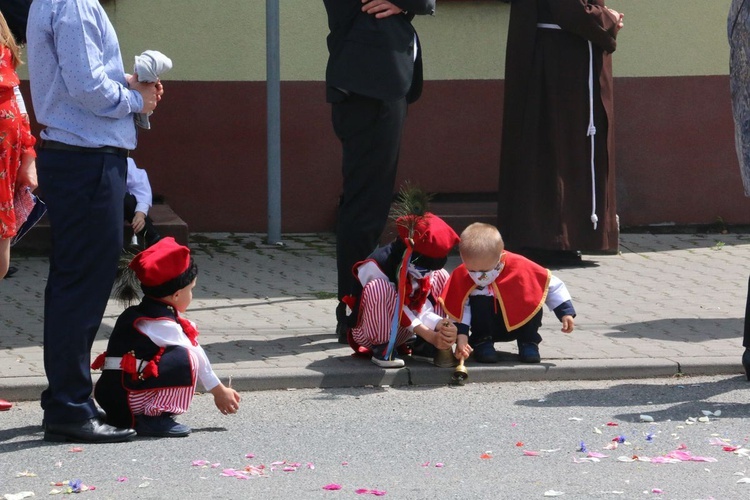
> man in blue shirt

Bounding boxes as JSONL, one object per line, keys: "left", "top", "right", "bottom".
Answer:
{"left": 27, "top": 0, "right": 161, "bottom": 443}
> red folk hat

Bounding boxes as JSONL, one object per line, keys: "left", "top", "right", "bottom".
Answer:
{"left": 396, "top": 212, "right": 459, "bottom": 259}
{"left": 129, "top": 237, "right": 192, "bottom": 288}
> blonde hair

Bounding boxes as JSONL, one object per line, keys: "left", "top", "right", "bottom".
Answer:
{"left": 459, "top": 222, "right": 504, "bottom": 260}
{"left": 0, "top": 11, "right": 22, "bottom": 68}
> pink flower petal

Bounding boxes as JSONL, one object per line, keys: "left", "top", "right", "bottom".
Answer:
{"left": 606, "top": 422, "right": 619, "bottom": 427}
{"left": 435, "top": 463, "right": 444, "bottom": 468}
{"left": 587, "top": 452, "right": 608, "bottom": 458}
{"left": 356, "top": 489, "right": 370, "bottom": 494}
{"left": 271, "top": 461, "right": 286, "bottom": 466}
{"left": 69, "top": 447, "right": 84, "bottom": 453}
{"left": 245, "top": 453, "right": 255, "bottom": 459}
{"left": 421, "top": 461, "right": 430, "bottom": 467}
{"left": 283, "top": 467, "right": 296, "bottom": 472}
{"left": 117, "top": 477, "right": 128, "bottom": 482}
{"left": 371, "top": 490, "right": 387, "bottom": 496}
{"left": 323, "top": 484, "right": 343, "bottom": 491}
{"left": 523, "top": 450, "right": 540, "bottom": 456}
{"left": 192, "top": 460, "right": 209, "bottom": 467}
{"left": 342, "top": 462, "right": 349, "bottom": 466}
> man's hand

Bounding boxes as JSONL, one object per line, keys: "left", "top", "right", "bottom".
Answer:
{"left": 127, "top": 73, "right": 159, "bottom": 113}
{"left": 362, "top": 0, "right": 403, "bottom": 19}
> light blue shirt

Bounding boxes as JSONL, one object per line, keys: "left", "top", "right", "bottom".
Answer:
{"left": 26, "top": 0, "right": 144, "bottom": 149}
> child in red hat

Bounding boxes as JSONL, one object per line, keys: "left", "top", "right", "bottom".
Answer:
{"left": 346, "top": 213, "right": 460, "bottom": 368}
{"left": 92, "top": 238, "right": 240, "bottom": 437}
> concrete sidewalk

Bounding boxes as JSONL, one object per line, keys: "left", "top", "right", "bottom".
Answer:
{"left": 2, "top": 232, "right": 749, "bottom": 401}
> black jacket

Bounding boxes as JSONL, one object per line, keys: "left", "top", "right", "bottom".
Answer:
{"left": 323, "top": 0, "right": 435, "bottom": 103}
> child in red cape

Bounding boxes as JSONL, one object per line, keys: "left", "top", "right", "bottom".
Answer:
{"left": 441, "top": 223, "right": 576, "bottom": 364}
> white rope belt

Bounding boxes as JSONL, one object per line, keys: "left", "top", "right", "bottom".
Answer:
{"left": 102, "top": 356, "right": 147, "bottom": 370}
{"left": 536, "top": 22, "right": 599, "bottom": 230}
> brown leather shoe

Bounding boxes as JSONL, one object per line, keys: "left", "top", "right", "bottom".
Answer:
{"left": 44, "top": 418, "right": 136, "bottom": 443}
{"left": 0, "top": 399, "right": 12, "bottom": 411}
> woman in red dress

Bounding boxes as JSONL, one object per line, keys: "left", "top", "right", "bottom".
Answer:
{"left": 0, "top": 10, "right": 36, "bottom": 281}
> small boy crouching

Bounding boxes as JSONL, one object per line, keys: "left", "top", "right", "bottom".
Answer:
{"left": 92, "top": 237, "right": 240, "bottom": 437}
{"left": 441, "top": 223, "right": 576, "bottom": 364}
{"left": 347, "top": 213, "right": 461, "bottom": 368}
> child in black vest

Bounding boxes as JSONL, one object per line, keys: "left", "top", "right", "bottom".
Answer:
{"left": 92, "top": 237, "right": 240, "bottom": 437}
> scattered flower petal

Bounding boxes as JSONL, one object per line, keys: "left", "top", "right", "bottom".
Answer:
{"left": 515, "top": 442, "right": 524, "bottom": 447}
{"left": 480, "top": 453, "right": 493, "bottom": 460}
{"left": 698, "top": 416, "right": 710, "bottom": 423}
{"left": 588, "top": 452, "right": 608, "bottom": 459}
{"left": 523, "top": 450, "right": 539, "bottom": 456}
{"left": 577, "top": 441, "right": 587, "bottom": 453}
{"left": 568, "top": 417, "right": 582, "bottom": 421}
{"left": 640, "top": 415, "right": 654, "bottom": 422}
{"left": 435, "top": 463, "right": 444, "bottom": 468}
{"left": 15, "top": 471, "right": 37, "bottom": 477}
{"left": 244, "top": 453, "right": 255, "bottom": 459}
{"left": 544, "top": 490, "right": 565, "bottom": 496}
{"left": 606, "top": 422, "right": 619, "bottom": 427}
{"left": 737, "top": 477, "right": 750, "bottom": 484}
{"left": 117, "top": 477, "right": 128, "bottom": 482}
{"left": 69, "top": 447, "right": 83, "bottom": 453}
{"left": 651, "top": 488, "right": 663, "bottom": 494}
{"left": 421, "top": 461, "right": 430, "bottom": 467}
{"left": 3, "top": 492, "right": 35, "bottom": 500}
{"left": 323, "top": 484, "right": 343, "bottom": 491}
{"left": 593, "top": 427, "right": 602, "bottom": 434}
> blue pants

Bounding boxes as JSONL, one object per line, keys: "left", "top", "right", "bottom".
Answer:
{"left": 38, "top": 150, "right": 127, "bottom": 425}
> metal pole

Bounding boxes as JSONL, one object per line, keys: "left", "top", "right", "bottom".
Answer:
{"left": 266, "top": 0, "right": 283, "bottom": 245}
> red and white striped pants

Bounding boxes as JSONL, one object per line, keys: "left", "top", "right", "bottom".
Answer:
{"left": 352, "top": 270, "right": 448, "bottom": 348}
{"left": 127, "top": 350, "right": 198, "bottom": 417}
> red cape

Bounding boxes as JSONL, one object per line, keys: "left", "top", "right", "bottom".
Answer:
{"left": 440, "top": 251, "right": 550, "bottom": 331}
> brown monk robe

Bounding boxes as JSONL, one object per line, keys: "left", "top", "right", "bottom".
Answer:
{"left": 498, "top": 0, "right": 622, "bottom": 262}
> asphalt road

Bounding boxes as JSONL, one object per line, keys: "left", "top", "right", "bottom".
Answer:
{"left": 2, "top": 375, "right": 750, "bottom": 499}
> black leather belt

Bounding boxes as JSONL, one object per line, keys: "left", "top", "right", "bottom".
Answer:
{"left": 40, "top": 140, "right": 130, "bottom": 158}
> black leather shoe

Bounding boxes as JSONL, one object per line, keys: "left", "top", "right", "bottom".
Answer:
{"left": 42, "top": 408, "right": 107, "bottom": 430}
{"left": 44, "top": 418, "right": 136, "bottom": 443}
{"left": 743, "top": 348, "right": 750, "bottom": 381}
{"left": 4, "top": 266, "right": 17, "bottom": 278}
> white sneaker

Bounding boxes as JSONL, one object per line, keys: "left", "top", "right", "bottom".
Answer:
{"left": 371, "top": 354, "right": 405, "bottom": 368}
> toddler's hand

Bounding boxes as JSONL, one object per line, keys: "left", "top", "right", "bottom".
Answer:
{"left": 561, "top": 315, "right": 575, "bottom": 334}
{"left": 434, "top": 320, "right": 457, "bottom": 349}
{"left": 211, "top": 383, "right": 241, "bottom": 415}
{"left": 131, "top": 212, "right": 146, "bottom": 233}
{"left": 454, "top": 336, "right": 472, "bottom": 360}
